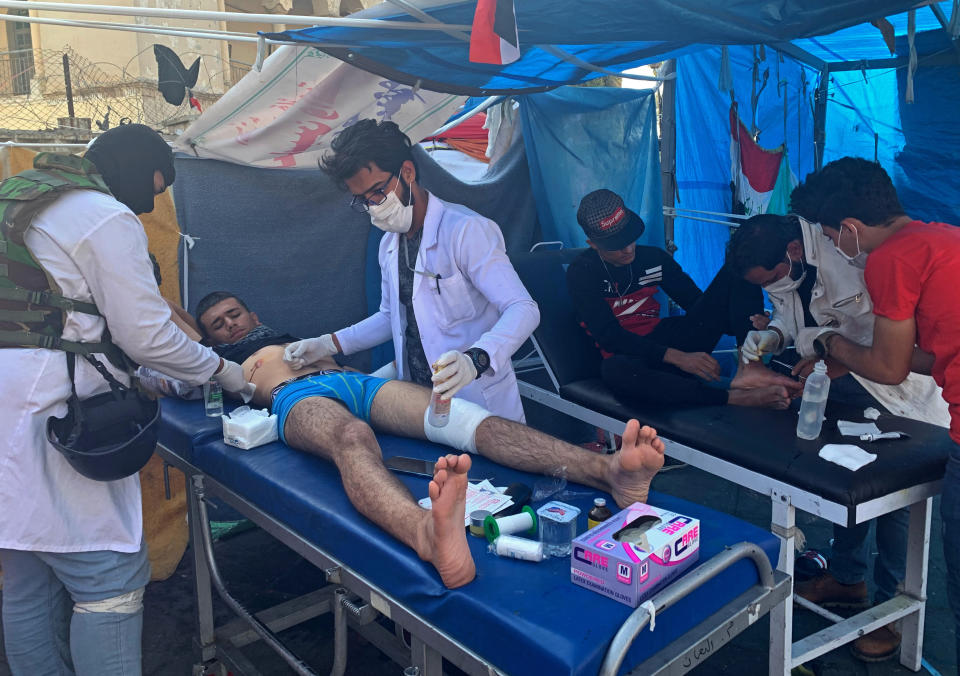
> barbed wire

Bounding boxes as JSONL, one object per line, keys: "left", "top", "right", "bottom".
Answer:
{"left": 0, "top": 45, "right": 249, "bottom": 134}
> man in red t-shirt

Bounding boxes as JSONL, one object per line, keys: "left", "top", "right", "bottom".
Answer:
{"left": 792, "top": 156, "right": 960, "bottom": 665}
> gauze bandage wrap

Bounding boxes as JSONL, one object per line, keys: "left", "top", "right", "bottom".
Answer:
{"left": 74, "top": 588, "right": 144, "bottom": 614}
{"left": 423, "top": 398, "right": 493, "bottom": 453}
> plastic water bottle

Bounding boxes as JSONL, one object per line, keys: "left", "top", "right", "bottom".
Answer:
{"left": 203, "top": 379, "right": 224, "bottom": 418}
{"left": 796, "top": 360, "right": 830, "bottom": 440}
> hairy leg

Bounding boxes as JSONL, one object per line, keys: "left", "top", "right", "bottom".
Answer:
{"left": 368, "top": 381, "right": 664, "bottom": 508}
{"left": 474, "top": 417, "right": 665, "bottom": 508}
{"left": 368, "top": 380, "right": 433, "bottom": 438}
{"left": 284, "top": 396, "right": 473, "bottom": 587}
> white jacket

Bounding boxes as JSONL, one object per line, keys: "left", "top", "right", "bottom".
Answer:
{"left": 767, "top": 217, "right": 949, "bottom": 426}
{"left": 336, "top": 193, "right": 539, "bottom": 421}
{"left": 0, "top": 190, "right": 220, "bottom": 553}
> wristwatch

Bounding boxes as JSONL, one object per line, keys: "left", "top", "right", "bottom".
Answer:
{"left": 464, "top": 347, "right": 490, "bottom": 378}
{"left": 813, "top": 331, "right": 839, "bottom": 358}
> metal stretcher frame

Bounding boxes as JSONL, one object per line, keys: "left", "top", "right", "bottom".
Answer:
{"left": 517, "top": 339, "right": 937, "bottom": 676}
{"left": 156, "top": 440, "right": 791, "bottom": 676}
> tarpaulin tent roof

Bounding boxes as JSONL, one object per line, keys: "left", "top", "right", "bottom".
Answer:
{"left": 268, "top": 0, "right": 951, "bottom": 95}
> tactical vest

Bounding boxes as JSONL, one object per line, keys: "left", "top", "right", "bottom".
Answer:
{"left": 0, "top": 152, "right": 127, "bottom": 366}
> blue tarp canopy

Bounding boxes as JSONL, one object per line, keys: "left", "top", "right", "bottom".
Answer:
{"left": 268, "top": 0, "right": 952, "bottom": 95}
{"left": 265, "top": 0, "right": 960, "bottom": 306}
{"left": 671, "top": 7, "right": 960, "bottom": 289}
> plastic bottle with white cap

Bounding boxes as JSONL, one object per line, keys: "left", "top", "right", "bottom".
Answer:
{"left": 796, "top": 360, "right": 830, "bottom": 440}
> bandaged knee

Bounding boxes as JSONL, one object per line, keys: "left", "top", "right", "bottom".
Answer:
{"left": 423, "top": 398, "right": 492, "bottom": 454}
{"left": 74, "top": 588, "right": 144, "bottom": 614}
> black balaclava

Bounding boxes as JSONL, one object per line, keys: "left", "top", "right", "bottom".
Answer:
{"left": 84, "top": 123, "right": 175, "bottom": 215}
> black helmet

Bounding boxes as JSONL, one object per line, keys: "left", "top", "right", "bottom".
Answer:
{"left": 47, "top": 387, "right": 160, "bottom": 482}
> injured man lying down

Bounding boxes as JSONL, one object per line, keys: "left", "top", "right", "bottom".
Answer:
{"left": 187, "top": 291, "right": 665, "bottom": 588}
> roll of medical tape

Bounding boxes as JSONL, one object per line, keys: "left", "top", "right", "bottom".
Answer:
{"left": 483, "top": 505, "right": 537, "bottom": 542}
{"left": 469, "top": 510, "right": 491, "bottom": 537}
{"left": 491, "top": 534, "right": 544, "bottom": 562}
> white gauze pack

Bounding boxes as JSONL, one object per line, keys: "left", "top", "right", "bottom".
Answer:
{"left": 423, "top": 398, "right": 493, "bottom": 453}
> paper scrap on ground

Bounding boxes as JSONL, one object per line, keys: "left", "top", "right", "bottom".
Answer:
{"left": 419, "top": 481, "right": 514, "bottom": 526}
{"left": 837, "top": 420, "right": 882, "bottom": 437}
{"left": 864, "top": 407, "right": 881, "bottom": 420}
{"left": 819, "top": 444, "right": 878, "bottom": 471}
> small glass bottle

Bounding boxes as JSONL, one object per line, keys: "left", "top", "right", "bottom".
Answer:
{"left": 796, "top": 360, "right": 830, "bottom": 440}
{"left": 587, "top": 497, "right": 613, "bottom": 530}
{"left": 427, "top": 362, "right": 450, "bottom": 427}
{"left": 203, "top": 379, "right": 224, "bottom": 417}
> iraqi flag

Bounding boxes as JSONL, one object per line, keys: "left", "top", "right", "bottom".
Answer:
{"left": 729, "top": 102, "right": 796, "bottom": 216}
{"left": 469, "top": 0, "right": 520, "bottom": 65}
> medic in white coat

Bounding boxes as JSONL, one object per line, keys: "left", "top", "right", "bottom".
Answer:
{"left": 741, "top": 215, "right": 948, "bottom": 426}
{"left": 283, "top": 121, "right": 539, "bottom": 422}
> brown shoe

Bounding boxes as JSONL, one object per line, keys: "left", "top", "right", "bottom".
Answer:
{"left": 851, "top": 624, "right": 901, "bottom": 662}
{"left": 794, "top": 572, "right": 869, "bottom": 609}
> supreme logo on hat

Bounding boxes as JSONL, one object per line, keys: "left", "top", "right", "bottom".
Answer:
{"left": 597, "top": 206, "right": 626, "bottom": 231}
{"left": 576, "top": 188, "right": 645, "bottom": 250}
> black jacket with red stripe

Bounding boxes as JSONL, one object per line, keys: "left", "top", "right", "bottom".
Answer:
{"left": 566, "top": 246, "right": 702, "bottom": 364}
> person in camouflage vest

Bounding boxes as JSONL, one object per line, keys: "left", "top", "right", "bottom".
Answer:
{"left": 0, "top": 124, "right": 249, "bottom": 676}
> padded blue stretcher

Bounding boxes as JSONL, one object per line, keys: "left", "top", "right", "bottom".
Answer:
{"left": 159, "top": 397, "right": 786, "bottom": 675}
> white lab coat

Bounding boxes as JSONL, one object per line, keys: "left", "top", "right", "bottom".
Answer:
{"left": 767, "top": 217, "right": 949, "bottom": 426}
{"left": 0, "top": 190, "right": 219, "bottom": 553}
{"left": 336, "top": 193, "right": 539, "bottom": 421}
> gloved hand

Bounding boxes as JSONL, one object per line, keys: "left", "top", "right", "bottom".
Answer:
{"left": 741, "top": 330, "right": 781, "bottom": 363}
{"left": 431, "top": 350, "right": 477, "bottom": 400}
{"left": 213, "top": 359, "right": 256, "bottom": 403}
{"left": 283, "top": 334, "right": 338, "bottom": 370}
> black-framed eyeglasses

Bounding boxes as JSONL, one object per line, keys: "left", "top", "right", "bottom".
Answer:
{"left": 349, "top": 173, "right": 396, "bottom": 213}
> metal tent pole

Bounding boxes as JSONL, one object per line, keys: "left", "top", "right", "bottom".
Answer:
{"left": 812, "top": 65, "right": 830, "bottom": 171}
{"left": 659, "top": 59, "right": 678, "bottom": 254}
{"left": 0, "top": 0, "right": 471, "bottom": 30}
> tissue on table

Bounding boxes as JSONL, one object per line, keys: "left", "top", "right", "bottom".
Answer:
{"left": 222, "top": 406, "right": 278, "bottom": 450}
{"left": 818, "top": 444, "right": 877, "bottom": 471}
{"left": 837, "top": 420, "right": 882, "bottom": 437}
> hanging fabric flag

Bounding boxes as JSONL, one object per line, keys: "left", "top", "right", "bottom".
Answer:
{"left": 469, "top": 0, "right": 520, "bottom": 65}
{"left": 729, "top": 102, "right": 797, "bottom": 216}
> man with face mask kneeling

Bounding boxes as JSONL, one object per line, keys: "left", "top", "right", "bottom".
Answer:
{"left": 726, "top": 196, "right": 949, "bottom": 663}
{"left": 285, "top": 119, "right": 539, "bottom": 423}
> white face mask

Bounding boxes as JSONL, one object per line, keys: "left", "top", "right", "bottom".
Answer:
{"left": 836, "top": 225, "right": 868, "bottom": 269}
{"left": 763, "top": 254, "right": 806, "bottom": 293}
{"left": 368, "top": 177, "right": 413, "bottom": 233}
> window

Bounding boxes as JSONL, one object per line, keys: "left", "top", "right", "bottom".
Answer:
{"left": 5, "top": 9, "right": 35, "bottom": 95}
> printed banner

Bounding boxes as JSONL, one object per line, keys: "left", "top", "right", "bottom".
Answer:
{"left": 175, "top": 46, "right": 463, "bottom": 169}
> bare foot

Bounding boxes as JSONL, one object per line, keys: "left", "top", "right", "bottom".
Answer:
{"left": 727, "top": 385, "right": 791, "bottom": 409}
{"left": 731, "top": 362, "right": 802, "bottom": 397}
{"left": 422, "top": 454, "right": 475, "bottom": 588}
{"left": 607, "top": 420, "right": 666, "bottom": 508}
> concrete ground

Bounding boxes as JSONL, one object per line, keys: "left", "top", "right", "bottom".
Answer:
{"left": 0, "top": 392, "right": 955, "bottom": 674}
